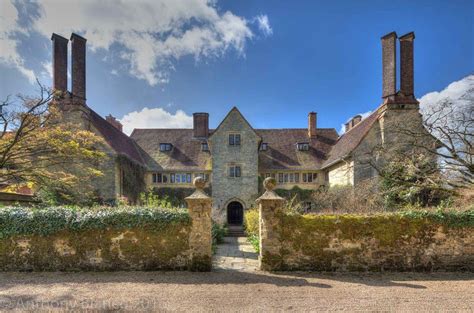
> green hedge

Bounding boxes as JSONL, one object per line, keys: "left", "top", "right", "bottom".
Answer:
{"left": 0, "top": 206, "right": 190, "bottom": 239}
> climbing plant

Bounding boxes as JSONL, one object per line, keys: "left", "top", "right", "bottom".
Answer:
{"left": 117, "top": 154, "right": 146, "bottom": 203}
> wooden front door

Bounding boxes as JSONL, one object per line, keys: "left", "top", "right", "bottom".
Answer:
{"left": 227, "top": 201, "right": 243, "bottom": 225}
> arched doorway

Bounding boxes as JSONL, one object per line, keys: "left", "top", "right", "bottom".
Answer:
{"left": 227, "top": 201, "right": 244, "bottom": 225}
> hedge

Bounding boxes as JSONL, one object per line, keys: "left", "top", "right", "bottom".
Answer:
{"left": 0, "top": 206, "right": 190, "bottom": 239}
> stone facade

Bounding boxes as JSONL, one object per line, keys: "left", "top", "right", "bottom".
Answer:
{"left": 208, "top": 108, "right": 260, "bottom": 223}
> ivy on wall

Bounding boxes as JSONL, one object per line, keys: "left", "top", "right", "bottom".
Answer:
{"left": 117, "top": 154, "right": 146, "bottom": 203}
{"left": 151, "top": 186, "right": 212, "bottom": 207}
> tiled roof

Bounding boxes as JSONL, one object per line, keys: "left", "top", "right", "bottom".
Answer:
{"left": 130, "top": 129, "right": 213, "bottom": 171}
{"left": 130, "top": 128, "right": 339, "bottom": 171}
{"left": 256, "top": 129, "right": 338, "bottom": 171}
{"left": 89, "top": 110, "right": 146, "bottom": 165}
{"left": 322, "top": 110, "right": 380, "bottom": 168}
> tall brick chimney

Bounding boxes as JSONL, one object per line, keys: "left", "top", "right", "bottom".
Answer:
{"left": 308, "top": 112, "right": 317, "bottom": 138}
{"left": 381, "top": 32, "right": 397, "bottom": 100}
{"left": 70, "top": 33, "right": 87, "bottom": 101}
{"left": 345, "top": 115, "right": 362, "bottom": 132}
{"left": 399, "top": 32, "right": 415, "bottom": 98}
{"left": 193, "top": 113, "right": 209, "bottom": 138}
{"left": 106, "top": 115, "right": 123, "bottom": 132}
{"left": 51, "top": 33, "right": 68, "bottom": 93}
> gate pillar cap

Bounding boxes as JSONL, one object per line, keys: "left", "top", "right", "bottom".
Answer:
{"left": 185, "top": 177, "right": 211, "bottom": 200}
{"left": 256, "top": 177, "right": 285, "bottom": 203}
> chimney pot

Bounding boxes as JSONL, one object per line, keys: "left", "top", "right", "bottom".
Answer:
{"left": 381, "top": 31, "right": 397, "bottom": 100}
{"left": 308, "top": 112, "right": 317, "bottom": 138}
{"left": 106, "top": 114, "right": 123, "bottom": 132}
{"left": 51, "top": 33, "right": 68, "bottom": 93}
{"left": 70, "top": 33, "right": 87, "bottom": 101}
{"left": 193, "top": 113, "right": 209, "bottom": 138}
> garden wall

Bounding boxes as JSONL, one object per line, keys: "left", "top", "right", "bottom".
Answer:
{"left": 0, "top": 184, "right": 213, "bottom": 272}
{"left": 257, "top": 185, "right": 474, "bottom": 271}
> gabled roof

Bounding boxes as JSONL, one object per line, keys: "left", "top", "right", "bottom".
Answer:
{"left": 209, "top": 107, "right": 261, "bottom": 140}
{"left": 89, "top": 109, "right": 146, "bottom": 165}
{"left": 322, "top": 109, "right": 380, "bottom": 168}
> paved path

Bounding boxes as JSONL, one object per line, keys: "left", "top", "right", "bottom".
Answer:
{"left": 213, "top": 237, "right": 259, "bottom": 272}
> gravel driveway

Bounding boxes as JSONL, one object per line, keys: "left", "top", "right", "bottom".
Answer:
{"left": 0, "top": 271, "right": 473, "bottom": 312}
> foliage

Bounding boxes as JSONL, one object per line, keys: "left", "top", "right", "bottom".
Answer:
{"left": 244, "top": 207, "right": 259, "bottom": 237}
{"left": 150, "top": 187, "right": 212, "bottom": 208}
{"left": 211, "top": 220, "right": 227, "bottom": 253}
{"left": 379, "top": 154, "right": 453, "bottom": 208}
{"left": 117, "top": 155, "right": 146, "bottom": 204}
{"left": 0, "top": 206, "right": 190, "bottom": 239}
{"left": 248, "top": 234, "right": 260, "bottom": 253}
{"left": 244, "top": 208, "right": 260, "bottom": 253}
{"left": 139, "top": 191, "right": 174, "bottom": 208}
{"left": 275, "top": 186, "right": 313, "bottom": 203}
{"left": 0, "top": 84, "right": 106, "bottom": 205}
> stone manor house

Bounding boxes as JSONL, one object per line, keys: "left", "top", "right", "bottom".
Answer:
{"left": 50, "top": 31, "right": 423, "bottom": 224}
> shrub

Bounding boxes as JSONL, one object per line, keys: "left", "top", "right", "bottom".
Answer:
{"left": 0, "top": 206, "right": 190, "bottom": 239}
{"left": 244, "top": 207, "right": 259, "bottom": 237}
{"left": 211, "top": 220, "right": 227, "bottom": 252}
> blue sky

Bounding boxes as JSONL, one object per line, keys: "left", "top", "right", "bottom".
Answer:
{"left": 1, "top": 0, "right": 473, "bottom": 134}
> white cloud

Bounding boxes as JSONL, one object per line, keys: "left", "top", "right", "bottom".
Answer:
{"left": 1, "top": 0, "right": 272, "bottom": 86}
{"left": 120, "top": 107, "right": 193, "bottom": 135}
{"left": 255, "top": 14, "right": 272, "bottom": 37}
{"left": 0, "top": 0, "right": 35, "bottom": 82}
{"left": 419, "top": 74, "right": 474, "bottom": 116}
{"left": 339, "top": 110, "right": 372, "bottom": 134}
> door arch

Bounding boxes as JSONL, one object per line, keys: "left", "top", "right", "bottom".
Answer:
{"left": 227, "top": 201, "right": 244, "bottom": 225}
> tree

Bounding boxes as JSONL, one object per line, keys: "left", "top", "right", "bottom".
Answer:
{"left": 0, "top": 82, "right": 105, "bottom": 204}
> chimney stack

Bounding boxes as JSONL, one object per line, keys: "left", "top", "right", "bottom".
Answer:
{"left": 106, "top": 115, "right": 123, "bottom": 132}
{"left": 344, "top": 115, "right": 362, "bottom": 133}
{"left": 70, "top": 33, "right": 87, "bottom": 101}
{"left": 399, "top": 32, "right": 415, "bottom": 98}
{"left": 381, "top": 32, "right": 397, "bottom": 100}
{"left": 308, "top": 112, "right": 317, "bottom": 138}
{"left": 193, "top": 113, "right": 209, "bottom": 138}
{"left": 51, "top": 33, "right": 68, "bottom": 93}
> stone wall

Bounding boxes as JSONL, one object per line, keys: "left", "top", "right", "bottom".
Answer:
{"left": 0, "top": 180, "right": 213, "bottom": 271}
{"left": 257, "top": 178, "right": 474, "bottom": 271}
{"left": 327, "top": 161, "right": 354, "bottom": 187}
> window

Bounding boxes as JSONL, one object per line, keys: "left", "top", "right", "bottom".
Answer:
{"left": 186, "top": 173, "right": 192, "bottom": 183}
{"left": 229, "top": 165, "right": 241, "bottom": 177}
{"left": 160, "top": 143, "right": 172, "bottom": 151}
{"left": 297, "top": 143, "right": 309, "bottom": 151}
{"left": 260, "top": 143, "right": 268, "bottom": 151}
{"left": 195, "top": 173, "right": 209, "bottom": 182}
{"left": 152, "top": 173, "right": 162, "bottom": 183}
{"left": 163, "top": 174, "right": 168, "bottom": 183}
{"left": 289, "top": 173, "right": 294, "bottom": 183}
{"left": 170, "top": 173, "right": 175, "bottom": 183}
{"left": 278, "top": 173, "right": 284, "bottom": 183}
{"left": 303, "top": 173, "right": 307, "bottom": 183}
{"left": 312, "top": 173, "right": 318, "bottom": 181}
{"left": 284, "top": 173, "right": 289, "bottom": 183}
{"left": 295, "top": 173, "right": 300, "bottom": 183}
{"left": 307, "top": 173, "right": 313, "bottom": 183}
{"left": 229, "top": 134, "right": 241, "bottom": 146}
{"left": 201, "top": 142, "right": 209, "bottom": 151}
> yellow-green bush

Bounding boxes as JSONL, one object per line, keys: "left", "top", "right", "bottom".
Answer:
{"left": 244, "top": 207, "right": 259, "bottom": 236}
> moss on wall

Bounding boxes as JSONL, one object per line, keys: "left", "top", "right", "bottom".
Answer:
{"left": 264, "top": 210, "right": 474, "bottom": 271}
{"left": 117, "top": 154, "right": 146, "bottom": 203}
{"left": 0, "top": 225, "right": 191, "bottom": 271}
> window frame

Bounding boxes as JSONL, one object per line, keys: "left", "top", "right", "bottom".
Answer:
{"left": 260, "top": 143, "right": 268, "bottom": 151}
{"left": 160, "top": 143, "right": 172, "bottom": 152}
{"left": 201, "top": 142, "right": 209, "bottom": 151}
{"left": 228, "top": 133, "right": 241, "bottom": 146}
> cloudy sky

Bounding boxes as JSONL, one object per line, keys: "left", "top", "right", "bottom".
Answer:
{"left": 1, "top": 0, "right": 473, "bottom": 135}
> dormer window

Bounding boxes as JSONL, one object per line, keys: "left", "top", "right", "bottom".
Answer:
{"left": 260, "top": 143, "right": 268, "bottom": 151}
{"left": 160, "top": 143, "right": 172, "bottom": 151}
{"left": 201, "top": 142, "right": 209, "bottom": 151}
{"left": 229, "top": 134, "right": 241, "bottom": 146}
{"left": 297, "top": 143, "right": 309, "bottom": 151}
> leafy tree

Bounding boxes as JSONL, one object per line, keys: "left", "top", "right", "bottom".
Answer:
{"left": 0, "top": 82, "right": 105, "bottom": 204}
